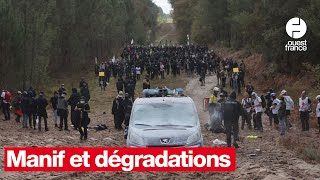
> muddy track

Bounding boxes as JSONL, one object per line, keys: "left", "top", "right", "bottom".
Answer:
{"left": 1, "top": 75, "right": 320, "bottom": 180}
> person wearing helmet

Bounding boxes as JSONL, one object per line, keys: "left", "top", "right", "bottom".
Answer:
{"left": 75, "top": 96, "right": 90, "bottom": 140}
{"left": 316, "top": 95, "right": 320, "bottom": 132}
{"left": 299, "top": 91, "right": 312, "bottom": 131}
{"left": 209, "top": 87, "right": 220, "bottom": 104}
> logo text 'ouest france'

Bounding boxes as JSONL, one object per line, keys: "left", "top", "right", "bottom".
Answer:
{"left": 285, "top": 17, "right": 307, "bottom": 52}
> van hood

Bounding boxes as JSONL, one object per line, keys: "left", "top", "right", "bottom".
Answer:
{"left": 129, "top": 126, "right": 199, "bottom": 147}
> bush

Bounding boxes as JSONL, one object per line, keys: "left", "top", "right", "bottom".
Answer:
{"left": 302, "top": 147, "right": 320, "bottom": 162}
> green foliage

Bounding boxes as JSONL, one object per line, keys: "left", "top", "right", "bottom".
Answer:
{"left": 0, "top": 0, "right": 159, "bottom": 90}
{"left": 171, "top": 0, "right": 320, "bottom": 65}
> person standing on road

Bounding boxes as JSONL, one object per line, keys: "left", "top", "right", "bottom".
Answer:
{"left": 124, "top": 93, "right": 133, "bottom": 139}
{"left": 36, "top": 91, "right": 49, "bottom": 131}
{"left": 12, "top": 91, "right": 22, "bottom": 123}
{"left": 50, "top": 91, "right": 59, "bottom": 127}
{"left": 280, "top": 90, "right": 294, "bottom": 129}
{"left": 251, "top": 92, "right": 263, "bottom": 131}
{"left": 278, "top": 96, "right": 287, "bottom": 135}
{"left": 241, "top": 93, "right": 252, "bottom": 130}
{"left": 270, "top": 93, "right": 280, "bottom": 129}
{"left": 299, "top": 91, "right": 311, "bottom": 131}
{"left": 1, "top": 89, "right": 11, "bottom": 121}
{"left": 57, "top": 92, "right": 69, "bottom": 131}
{"left": 221, "top": 91, "right": 245, "bottom": 148}
{"left": 75, "top": 96, "right": 90, "bottom": 140}
{"left": 112, "top": 91, "right": 126, "bottom": 131}
{"left": 21, "top": 92, "right": 29, "bottom": 128}
{"left": 68, "top": 88, "right": 81, "bottom": 129}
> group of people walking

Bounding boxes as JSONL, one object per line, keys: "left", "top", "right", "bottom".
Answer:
{"left": 1, "top": 78, "right": 91, "bottom": 140}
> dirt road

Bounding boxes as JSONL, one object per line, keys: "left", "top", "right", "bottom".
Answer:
{"left": 1, "top": 75, "right": 320, "bottom": 180}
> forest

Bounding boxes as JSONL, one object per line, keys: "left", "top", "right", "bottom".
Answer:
{"left": 170, "top": 0, "right": 320, "bottom": 69}
{"left": 0, "top": 0, "right": 159, "bottom": 89}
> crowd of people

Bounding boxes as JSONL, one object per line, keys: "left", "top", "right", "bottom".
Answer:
{"left": 1, "top": 44, "right": 320, "bottom": 146}
{"left": 209, "top": 84, "right": 320, "bottom": 148}
{"left": 0, "top": 78, "right": 91, "bottom": 140}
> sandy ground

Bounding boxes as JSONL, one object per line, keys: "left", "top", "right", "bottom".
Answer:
{"left": 1, "top": 74, "right": 320, "bottom": 180}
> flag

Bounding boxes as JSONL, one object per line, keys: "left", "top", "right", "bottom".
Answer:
{"left": 131, "top": 39, "right": 134, "bottom": 45}
{"left": 112, "top": 56, "right": 116, "bottom": 63}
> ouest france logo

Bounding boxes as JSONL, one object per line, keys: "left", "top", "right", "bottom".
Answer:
{"left": 285, "top": 17, "right": 307, "bottom": 52}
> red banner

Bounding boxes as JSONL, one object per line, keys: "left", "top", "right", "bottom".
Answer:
{"left": 4, "top": 147, "right": 236, "bottom": 172}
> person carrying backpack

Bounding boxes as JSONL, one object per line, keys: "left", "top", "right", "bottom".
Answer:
{"left": 280, "top": 90, "right": 294, "bottom": 129}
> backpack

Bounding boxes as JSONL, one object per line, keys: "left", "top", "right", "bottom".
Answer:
{"left": 284, "top": 96, "right": 294, "bottom": 110}
{"left": 261, "top": 95, "right": 266, "bottom": 108}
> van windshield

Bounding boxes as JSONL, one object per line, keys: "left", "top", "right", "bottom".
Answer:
{"left": 131, "top": 103, "right": 198, "bottom": 127}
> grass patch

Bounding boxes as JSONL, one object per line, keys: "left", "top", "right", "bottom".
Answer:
{"left": 301, "top": 147, "right": 320, "bottom": 162}
{"left": 40, "top": 72, "right": 189, "bottom": 115}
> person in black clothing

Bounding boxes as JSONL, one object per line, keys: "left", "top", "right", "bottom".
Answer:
{"left": 50, "top": 91, "right": 59, "bottom": 127}
{"left": 79, "top": 77, "right": 88, "bottom": 90}
{"left": 116, "top": 78, "right": 124, "bottom": 93}
{"left": 28, "top": 91, "right": 37, "bottom": 129}
{"left": 221, "top": 91, "right": 246, "bottom": 148}
{"left": 68, "top": 88, "right": 81, "bottom": 129}
{"left": 36, "top": 91, "right": 49, "bottom": 131}
{"left": 124, "top": 93, "right": 133, "bottom": 139}
{"left": 105, "top": 65, "right": 111, "bottom": 83}
{"left": 112, "top": 91, "right": 125, "bottom": 130}
{"left": 80, "top": 85, "right": 90, "bottom": 102}
{"left": 28, "top": 86, "right": 36, "bottom": 98}
{"left": 265, "top": 89, "right": 274, "bottom": 127}
{"left": 58, "top": 84, "right": 66, "bottom": 96}
{"left": 75, "top": 96, "right": 90, "bottom": 140}
{"left": 128, "top": 78, "right": 136, "bottom": 101}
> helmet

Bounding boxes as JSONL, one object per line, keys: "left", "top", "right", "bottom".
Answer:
{"left": 213, "top": 87, "right": 220, "bottom": 92}
{"left": 280, "top": 90, "right": 287, "bottom": 96}
{"left": 316, "top": 95, "right": 320, "bottom": 100}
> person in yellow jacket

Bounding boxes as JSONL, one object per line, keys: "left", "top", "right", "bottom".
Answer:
{"left": 209, "top": 87, "right": 220, "bottom": 104}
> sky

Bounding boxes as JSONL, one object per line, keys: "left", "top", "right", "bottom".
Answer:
{"left": 152, "top": 0, "right": 173, "bottom": 14}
